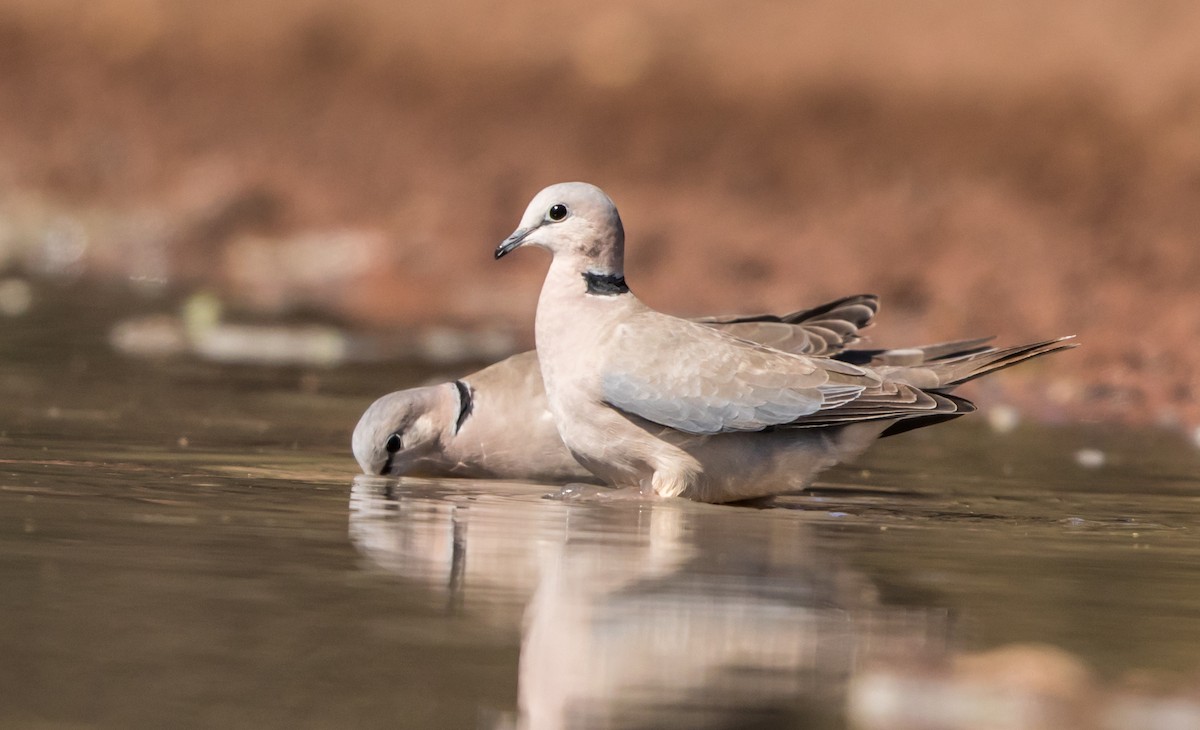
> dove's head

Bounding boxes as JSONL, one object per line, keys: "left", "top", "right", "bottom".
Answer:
{"left": 495, "top": 182, "right": 624, "bottom": 272}
{"left": 352, "top": 384, "right": 464, "bottom": 476}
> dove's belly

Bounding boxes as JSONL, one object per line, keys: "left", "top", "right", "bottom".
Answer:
{"left": 664, "top": 422, "right": 891, "bottom": 502}
{"left": 554, "top": 402, "right": 891, "bottom": 503}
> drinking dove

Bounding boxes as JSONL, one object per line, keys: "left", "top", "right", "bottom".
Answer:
{"left": 354, "top": 294, "right": 898, "bottom": 481}
{"left": 495, "top": 182, "right": 1075, "bottom": 503}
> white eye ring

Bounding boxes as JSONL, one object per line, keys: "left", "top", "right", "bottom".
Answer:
{"left": 547, "top": 203, "right": 568, "bottom": 222}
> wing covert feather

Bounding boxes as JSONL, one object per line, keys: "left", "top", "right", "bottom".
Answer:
{"left": 599, "top": 316, "right": 875, "bottom": 435}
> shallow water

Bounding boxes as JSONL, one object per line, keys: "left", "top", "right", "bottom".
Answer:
{"left": 4, "top": 292, "right": 1200, "bottom": 729}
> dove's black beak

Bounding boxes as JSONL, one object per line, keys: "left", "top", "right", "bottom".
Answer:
{"left": 495, "top": 226, "right": 534, "bottom": 259}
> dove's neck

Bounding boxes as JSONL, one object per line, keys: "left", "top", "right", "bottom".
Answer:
{"left": 540, "top": 248, "right": 629, "bottom": 301}
{"left": 574, "top": 233, "right": 624, "bottom": 279}
{"left": 405, "top": 380, "right": 480, "bottom": 470}
{"left": 534, "top": 251, "right": 637, "bottom": 410}
{"left": 422, "top": 382, "right": 467, "bottom": 444}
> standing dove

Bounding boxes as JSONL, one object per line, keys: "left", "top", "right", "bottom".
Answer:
{"left": 495, "top": 182, "right": 1074, "bottom": 503}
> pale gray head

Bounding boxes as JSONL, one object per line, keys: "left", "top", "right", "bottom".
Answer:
{"left": 494, "top": 182, "right": 625, "bottom": 273}
{"left": 351, "top": 384, "right": 460, "bottom": 476}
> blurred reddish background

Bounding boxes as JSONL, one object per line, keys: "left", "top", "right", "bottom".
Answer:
{"left": 2, "top": 0, "right": 1199, "bottom": 427}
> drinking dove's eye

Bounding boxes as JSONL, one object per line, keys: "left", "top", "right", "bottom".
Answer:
{"left": 385, "top": 433, "right": 403, "bottom": 453}
{"left": 548, "top": 204, "right": 568, "bottom": 221}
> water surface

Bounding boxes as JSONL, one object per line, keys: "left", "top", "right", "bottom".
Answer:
{"left": 4, "top": 293, "right": 1200, "bottom": 728}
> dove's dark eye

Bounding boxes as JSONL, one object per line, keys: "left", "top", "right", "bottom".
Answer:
{"left": 547, "top": 204, "right": 568, "bottom": 221}
{"left": 385, "top": 433, "right": 403, "bottom": 454}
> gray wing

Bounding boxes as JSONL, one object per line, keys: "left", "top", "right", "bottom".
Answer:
{"left": 602, "top": 312, "right": 975, "bottom": 435}
{"left": 600, "top": 316, "right": 875, "bottom": 435}
{"left": 697, "top": 294, "right": 878, "bottom": 356}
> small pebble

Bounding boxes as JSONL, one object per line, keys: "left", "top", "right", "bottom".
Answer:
{"left": 0, "top": 277, "right": 33, "bottom": 317}
{"left": 109, "top": 315, "right": 188, "bottom": 357}
{"left": 986, "top": 405, "right": 1020, "bottom": 434}
{"left": 1074, "top": 448, "right": 1106, "bottom": 469}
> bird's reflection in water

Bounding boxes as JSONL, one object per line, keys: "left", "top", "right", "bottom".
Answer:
{"left": 349, "top": 477, "right": 951, "bottom": 729}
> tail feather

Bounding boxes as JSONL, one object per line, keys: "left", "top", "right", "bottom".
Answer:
{"left": 929, "top": 336, "right": 1077, "bottom": 388}
{"left": 836, "top": 336, "right": 995, "bottom": 366}
{"left": 876, "top": 337, "right": 1074, "bottom": 437}
{"left": 787, "top": 335, "right": 1074, "bottom": 439}
{"left": 916, "top": 337, "right": 998, "bottom": 362}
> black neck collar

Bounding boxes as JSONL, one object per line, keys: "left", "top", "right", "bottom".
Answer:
{"left": 583, "top": 271, "right": 629, "bottom": 296}
{"left": 452, "top": 380, "right": 473, "bottom": 434}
